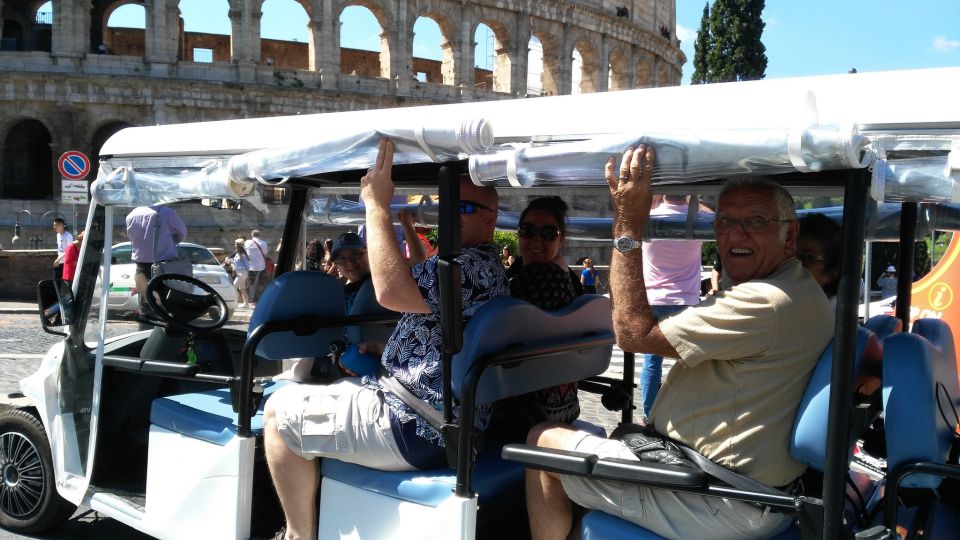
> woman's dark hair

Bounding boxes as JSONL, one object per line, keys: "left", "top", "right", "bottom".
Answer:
{"left": 306, "top": 238, "right": 323, "bottom": 261}
{"left": 518, "top": 196, "right": 569, "bottom": 236}
{"left": 798, "top": 213, "right": 842, "bottom": 295}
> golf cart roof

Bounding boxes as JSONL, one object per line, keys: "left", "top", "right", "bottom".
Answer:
{"left": 93, "top": 67, "right": 960, "bottom": 207}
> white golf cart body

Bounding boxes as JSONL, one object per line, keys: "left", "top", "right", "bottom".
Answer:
{"left": 2, "top": 66, "right": 959, "bottom": 540}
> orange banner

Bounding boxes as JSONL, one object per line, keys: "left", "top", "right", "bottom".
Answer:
{"left": 908, "top": 233, "right": 960, "bottom": 385}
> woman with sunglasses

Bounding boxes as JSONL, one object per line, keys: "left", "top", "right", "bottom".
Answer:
{"left": 490, "top": 197, "right": 585, "bottom": 441}
{"left": 505, "top": 196, "right": 584, "bottom": 303}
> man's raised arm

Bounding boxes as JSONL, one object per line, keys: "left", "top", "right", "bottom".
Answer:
{"left": 360, "top": 139, "right": 429, "bottom": 314}
{"left": 606, "top": 145, "right": 678, "bottom": 358}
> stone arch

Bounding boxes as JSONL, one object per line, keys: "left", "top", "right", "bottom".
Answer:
{"left": 1, "top": 19, "right": 25, "bottom": 51}
{"left": 257, "top": 0, "right": 311, "bottom": 69}
{"left": 571, "top": 38, "right": 601, "bottom": 94}
{"left": 607, "top": 45, "right": 630, "bottom": 90}
{"left": 101, "top": 1, "right": 147, "bottom": 56}
{"left": 2, "top": 119, "right": 53, "bottom": 199}
{"left": 177, "top": 0, "right": 232, "bottom": 63}
{"left": 474, "top": 18, "right": 511, "bottom": 94}
{"left": 338, "top": 1, "right": 393, "bottom": 79}
{"left": 30, "top": 2, "right": 53, "bottom": 51}
{"left": 528, "top": 29, "right": 559, "bottom": 96}
{"left": 89, "top": 121, "right": 134, "bottom": 164}
{"left": 411, "top": 11, "right": 457, "bottom": 86}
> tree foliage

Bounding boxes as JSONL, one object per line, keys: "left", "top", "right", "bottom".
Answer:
{"left": 691, "top": 3, "right": 712, "bottom": 84}
{"left": 691, "top": 0, "right": 767, "bottom": 84}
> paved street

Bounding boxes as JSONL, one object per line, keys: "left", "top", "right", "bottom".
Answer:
{"left": 0, "top": 305, "right": 668, "bottom": 539}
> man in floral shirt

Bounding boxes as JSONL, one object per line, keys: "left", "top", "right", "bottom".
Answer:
{"left": 264, "top": 139, "right": 508, "bottom": 540}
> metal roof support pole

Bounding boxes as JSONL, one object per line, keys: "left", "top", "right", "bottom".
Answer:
{"left": 894, "top": 202, "right": 918, "bottom": 327}
{"left": 822, "top": 168, "right": 870, "bottom": 539}
{"left": 275, "top": 187, "right": 309, "bottom": 277}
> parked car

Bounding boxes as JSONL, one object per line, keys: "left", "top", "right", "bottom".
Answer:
{"left": 107, "top": 242, "right": 238, "bottom": 317}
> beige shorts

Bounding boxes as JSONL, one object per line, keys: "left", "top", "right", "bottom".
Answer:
{"left": 559, "top": 432, "right": 791, "bottom": 540}
{"left": 270, "top": 378, "right": 412, "bottom": 471}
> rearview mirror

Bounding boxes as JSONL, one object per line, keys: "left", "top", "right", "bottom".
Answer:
{"left": 200, "top": 198, "right": 242, "bottom": 210}
{"left": 36, "top": 279, "right": 76, "bottom": 335}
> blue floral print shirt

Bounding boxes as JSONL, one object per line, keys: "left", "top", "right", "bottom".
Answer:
{"left": 364, "top": 243, "right": 508, "bottom": 446}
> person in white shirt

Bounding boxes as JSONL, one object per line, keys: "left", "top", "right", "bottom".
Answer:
{"left": 245, "top": 230, "right": 269, "bottom": 304}
{"left": 52, "top": 218, "right": 73, "bottom": 279}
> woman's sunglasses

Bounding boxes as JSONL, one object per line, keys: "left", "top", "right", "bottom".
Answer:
{"left": 518, "top": 223, "right": 561, "bottom": 241}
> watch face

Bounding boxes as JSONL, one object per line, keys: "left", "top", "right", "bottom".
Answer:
{"left": 615, "top": 237, "right": 637, "bottom": 252}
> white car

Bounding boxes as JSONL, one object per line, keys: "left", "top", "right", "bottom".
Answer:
{"left": 107, "top": 242, "right": 238, "bottom": 316}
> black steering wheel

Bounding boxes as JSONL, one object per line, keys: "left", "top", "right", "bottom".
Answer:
{"left": 145, "top": 274, "right": 229, "bottom": 332}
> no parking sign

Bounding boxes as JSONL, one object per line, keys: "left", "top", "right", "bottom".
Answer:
{"left": 58, "top": 150, "right": 91, "bottom": 180}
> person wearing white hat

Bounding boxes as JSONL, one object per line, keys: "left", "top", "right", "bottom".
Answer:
{"left": 877, "top": 265, "right": 898, "bottom": 299}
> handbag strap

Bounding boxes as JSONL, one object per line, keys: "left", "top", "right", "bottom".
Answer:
{"left": 253, "top": 240, "right": 267, "bottom": 259}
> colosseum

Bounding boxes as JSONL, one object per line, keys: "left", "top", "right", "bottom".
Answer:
{"left": 0, "top": 0, "right": 683, "bottom": 296}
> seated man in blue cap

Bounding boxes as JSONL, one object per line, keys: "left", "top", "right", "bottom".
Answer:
{"left": 275, "top": 231, "right": 395, "bottom": 381}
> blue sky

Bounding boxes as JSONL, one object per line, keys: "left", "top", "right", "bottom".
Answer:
{"left": 675, "top": 0, "right": 959, "bottom": 83}
{"left": 53, "top": 0, "right": 960, "bottom": 83}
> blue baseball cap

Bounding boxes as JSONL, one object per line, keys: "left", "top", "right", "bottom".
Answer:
{"left": 331, "top": 232, "right": 365, "bottom": 260}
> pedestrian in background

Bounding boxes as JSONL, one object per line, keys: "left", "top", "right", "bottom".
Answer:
{"left": 228, "top": 238, "right": 251, "bottom": 308}
{"left": 52, "top": 217, "right": 73, "bottom": 279}
{"left": 639, "top": 194, "right": 706, "bottom": 418}
{"left": 61, "top": 230, "right": 84, "bottom": 283}
{"left": 580, "top": 258, "right": 599, "bottom": 293}
{"left": 877, "top": 265, "right": 898, "bottom": 299}
{"left": 245, "top": 230, "right": 268, "bottom": 305}
{"left": 125, "top": 205, "right": 187, "bottom": 319}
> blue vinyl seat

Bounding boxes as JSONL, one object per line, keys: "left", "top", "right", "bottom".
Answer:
{"left": 883, "top": 318, "right": 959, "bottom": 490}
{"left": 321, "top": 294, "right": 614, "bottom": 514}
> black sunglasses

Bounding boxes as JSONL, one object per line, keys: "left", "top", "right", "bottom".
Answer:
{"left": 518, "top": 222, "right": 561, "bottom": 241}
{"left": 459, "top": 200, "right": 494, "bottom": 215}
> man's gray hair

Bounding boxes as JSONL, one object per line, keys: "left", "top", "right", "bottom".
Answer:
{"left": 718, "top": 177, "right": 797, "bottom": 241}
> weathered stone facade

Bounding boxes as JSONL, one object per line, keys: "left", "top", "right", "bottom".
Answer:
{"left": 0, "top": 0, "right": 683, "bottom": 282}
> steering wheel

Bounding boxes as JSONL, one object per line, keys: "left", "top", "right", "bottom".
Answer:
{"left": 145, "top": 274, "right": 229, "bottom": 332}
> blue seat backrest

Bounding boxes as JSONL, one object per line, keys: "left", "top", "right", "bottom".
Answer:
{"left": 344, "top": 278, "right": 396, "bottom": 346}
{"left": 248, "top": 271, "right": 345, "bottom": 360}
{"left": 451, "top": 294, "right": 614, "bottom": 405}
{"left": 883, "top": 318, "right": 959, "bottom": 489}
{"left": 863, "top": 314, "right": 902, "bottom": 341}
{"left": 791, "top": 327, "right": 877, "bottom": 471}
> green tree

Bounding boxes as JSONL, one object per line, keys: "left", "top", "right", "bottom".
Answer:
{"left": 690, "top": 3, "right": 712, "bottom": 84}
{"left": 693, "top": 0, "right": 767, "bottom": 84}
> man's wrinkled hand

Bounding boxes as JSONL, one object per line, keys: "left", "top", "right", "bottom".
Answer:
{"left": 360, "top": 139, "right": 396, "bottom": 210}
{"left": 605, "top": 144, "right": 656, "bottom": 230}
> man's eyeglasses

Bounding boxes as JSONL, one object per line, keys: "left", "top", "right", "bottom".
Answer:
{"left": 713, "top": 216, "right": 792, "bottom": 233}
{"left": 334, "top": 251, "right": 366, "bottom": 265}
{"left": 518, "top": 223, "right": 561, "bottom": 241}
{"left": 459, "top": 200, "right": 494, "bottom": 215}
{"left": 796, "top": 252, "right": 825, "bottom": 264}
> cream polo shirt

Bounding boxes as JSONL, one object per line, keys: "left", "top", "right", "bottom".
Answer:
{"left": 653, "top": 258, "right": 834, "bottom": 486}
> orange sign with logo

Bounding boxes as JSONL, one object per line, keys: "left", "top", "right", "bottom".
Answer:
{"left": 908, "top": 234, "right": 960, "bottom": 384}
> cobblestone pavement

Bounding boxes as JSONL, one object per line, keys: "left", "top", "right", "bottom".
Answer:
{"left": 0, "top": 309, "right": 672, "bottom": 539}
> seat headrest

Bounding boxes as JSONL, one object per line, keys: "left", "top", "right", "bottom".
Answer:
{"left": 863, "top": 314, "right": 902, "bottom": 341}
{"left": 451, "top": 295, "right": 614, "bottom": 404}
{"left": 791, "top": 327, "right": 875, "bottom": 471}
{"left": 248, "top": 271, "right": 345, "bottom": 361}
{"left": 344, "top": 279, "right": 396, "bottom": 346}
{"left": 883, "top": 318, "right": 959, "bottom": 489}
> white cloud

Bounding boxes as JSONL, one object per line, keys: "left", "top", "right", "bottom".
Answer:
{"left": 933, "top": 36, "right": 960, "bottom": 52}
{"left": 676, "top": 23, "right": 695, "bottom": 43}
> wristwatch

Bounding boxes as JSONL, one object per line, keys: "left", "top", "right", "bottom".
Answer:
{"left": 614, "top": 236, "right": 642, "bottom": 254}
